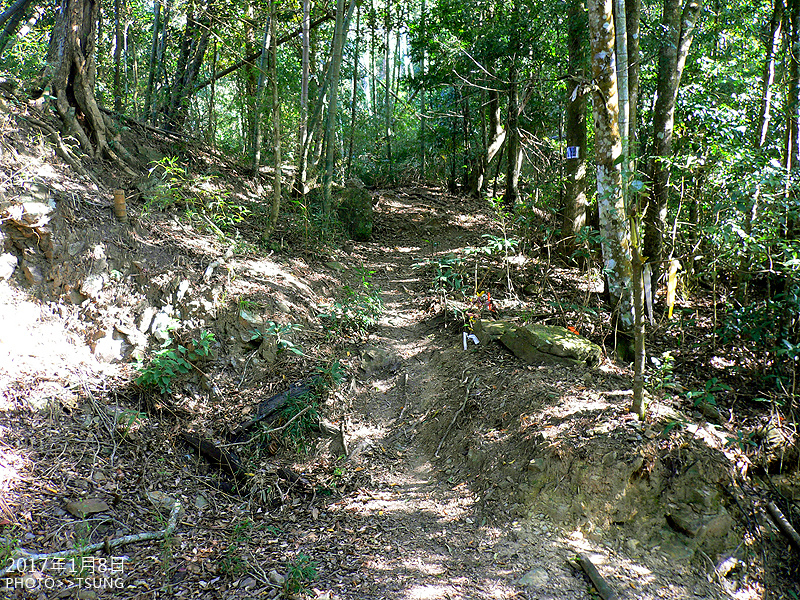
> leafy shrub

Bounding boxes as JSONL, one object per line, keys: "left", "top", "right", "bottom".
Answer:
{"left": 136, "top": 331, "right": 215, "bottom": 394}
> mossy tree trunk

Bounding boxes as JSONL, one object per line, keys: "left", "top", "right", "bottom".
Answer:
{"left": 587, "top": 0, "right": 634, "bottom": 330}
{"left": 561, "top": 0, "right": 588, "bottom": 258}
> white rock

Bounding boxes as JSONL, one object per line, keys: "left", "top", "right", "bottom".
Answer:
{"left": 0, "top": 253, "right": 17, "bottom": 280}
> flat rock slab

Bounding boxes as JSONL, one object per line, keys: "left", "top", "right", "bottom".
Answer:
{"left": 474, "top": 319, "right": 602, "bottom": 367}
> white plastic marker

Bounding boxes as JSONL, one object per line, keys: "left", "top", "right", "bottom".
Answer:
{"left": 462, "top": 332, "right": 480, "bottom": 350}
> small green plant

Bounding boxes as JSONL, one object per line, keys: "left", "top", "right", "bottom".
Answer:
{"left": 685, "top": 377, "right": 732, "bottom": 409}
{"left": 249, "top": 321, "right": 304, "bottom": 356}
{"left": 724, "top": 430, "right": 758, "bottom": 452}
{"left": 0, "top": 526, "right": 20, "bottom": 566}
{"left": 145, "top": 156, "right": 189, "bottom": 210}
{"left": 413, "top": 254, "right": 465, "bottom": 292}
{"left": 645, "top": 351, "right": 677, "bottom": 394}
{"left": 232, "top": 518, "right": 255, "bottom": 542}
{"left": 319, "top": 267, "right": 383, "bottom": 335}
{"left": 218, "top": 545, "right": 248, "bottom": 578}
{"left": 480, "top": 233, "right": 519, "bottom": 256}
{"left": 136, "top": 331, "right": 215, "bottom": 394}
{"left": 284, "top": 554, "right": 317, "bottom": 595}
{"left": 116, "top": 409, "right": 147, "bottom": 439}
{"left": 661, "top": 417, "right": 688, "bottom": 437}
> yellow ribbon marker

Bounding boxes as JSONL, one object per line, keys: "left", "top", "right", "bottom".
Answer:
{"left": 666, "top": 259, "right": 681, "bottom": 319}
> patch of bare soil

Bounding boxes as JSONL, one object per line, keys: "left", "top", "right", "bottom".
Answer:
{"left": 0, "top": 96, "right": 796, "bottom": 600}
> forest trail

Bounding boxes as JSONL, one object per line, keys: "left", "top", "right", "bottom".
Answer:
{"left": 282, "top": 187, "right": 731, "bottom": 600}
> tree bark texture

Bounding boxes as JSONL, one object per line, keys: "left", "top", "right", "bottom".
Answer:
{"left": 625, "top": 0, "right": 641, "bottom": 149}
{"left": 587, "top": 0, "right": 634, "bottom": 329}
{"left": 562, "top": 0, "right": 588, "bottom": 257}
{"left": 643, "top": 0, "right": 702, "bottom": 285}
{"left": 44, "top": 0, "right": 114, "bottom": 159}
{"left": 268, "top": 1, "right": 281, "bottom": 235}
{"left": 322, "top": 0, "right": 349, "bottom": 216}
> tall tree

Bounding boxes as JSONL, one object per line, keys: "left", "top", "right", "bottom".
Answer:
{"left": 322, "top": 0, "right": 350, "bottom": 216}
{"left": 267, "top": 0, "right": 281, "bottom": 237}
{"left": 38, "top": 0, "right": 130, "bottom": 167}
{"left": 503, "top": 0, "right": 522, "bottom": 210}
{"left": 587, "top": 0, "right": 634, "bottom": 330}
{"left": 561, "top": 0, "right": 588, "bottom": 257}
{"left": 642, "top": 0, "right": 703, "bottom": 285}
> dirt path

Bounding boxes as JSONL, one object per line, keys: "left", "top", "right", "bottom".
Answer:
{"left": 283, "top": 189, "right": 728, "bottom": 600}
{"left": 282, "top": 188, "right": 590, "bottom": 600}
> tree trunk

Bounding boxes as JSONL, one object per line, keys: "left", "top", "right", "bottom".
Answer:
{"left": 164, "top": 0, "right": 213, "bottom": 130}
{"left": 787, "top": 0, "right": 800, "bottom": 237}
{"left": 267, "top": 0, "right": 281, "bottom": 236}
{"left": 347, "top": 5, "right": 361, "bottom": 176}
{"left": 587, "top": 0, "right": 634, "bottom": 330}
{"left": 384, "top": 0, "right": 393, "bottom": 177}
{"left": 294, "top": 0, "right": 311, "bottom": 197}
{"left": 643, "top": 0, "right": 702, "bottom": 286}
{"left": 626, "top": 0, "right": 641, "bottom": 151}
{"left": 322, "top": 0, "right": 349, "bottom": 217}
{"left": 113, "top": 0, "right": 123, "bottom": 113}
{"left": 468, "top": 84, "right": 506, "bottom": 196}
{"left": 143, "top": 0, "right": 160, "bottom": 123}
{"left": 43, "top": 0, "right": 124, "bottom": 164}
{"left": 419, "top": 0, "right": 427, "bottom": 180}
{"left": 251, "top": 18, "right": 271, "bottom": 172}
{"left": 561, "top": 0, "right": 588, "bottom": 258}
{"left": 503, "top": 1, "right": 522, "bottom": 211}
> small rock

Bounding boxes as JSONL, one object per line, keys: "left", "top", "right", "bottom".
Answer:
{"left": 138, "top": 306, "right": 157, "bottom": 333}
{"left": 146, "top": 490, "right": 177, "bottom": 513}
{"left": 239, "top": 577, "right": 258, "bottom": 590}
{"left": 268, "top": 569, "right": 285, "bottom": 586}
{"left": 0, "top": 253, "right": 17, "bottom": 281}
{"left": 65, "top": 498, "right": 110, "bottom": 518}
{"left": 175, "top": 279, "right": 191, "bottom": 302}
{"left": 517, "top": 566, "right": 549, "bottom": 587}
{"left": 195, "top": 495, "right": 209, "bottom": 510}
{"left": 81, "top": 273, "right": 107, "bottom": 298}
{"left": 94, "top": 331, "right": 125, "bottom": 362}
{"left": 150, "top": 310, "right": 175, "bottom": 342}
{"left": 21, "top": 261, "right": 43, "bottom": 285}
{"left": 68, "top": 241, "right": 85, "bottom": 256}
{"left": 78, "top": 589, "right": 98, "bottom": 600}
{"left": 325, "top": 261, "right": 346, "bottom": 272}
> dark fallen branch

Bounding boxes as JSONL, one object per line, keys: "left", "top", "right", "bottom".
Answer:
{"left": 765, "top": 501, "right": 800, "bottom": 552}
{"left": 277, "top": 467, "right": 313, "bottom": 492}
{"left": 181, "top": 432, "right": 249, "bottom": 481}
{"left": 228, "top": 379, "right": 316, "bottom": 441}
{"left": 575, "top": 553, "right": 617, "bottom": 600}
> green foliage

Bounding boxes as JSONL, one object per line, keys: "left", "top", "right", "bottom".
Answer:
{"left": 249, "top": 321, "right": 305, "bottom": 356}
{"left": 724, "top": 430, "right": 758, "bottom": 452}
{"left": 136, "top": 331, "right": 215, "bottom": 394}
{"left": 413, "top": 254, "right": 465, "bottom": 292}
{"left": 685, "top": 378, "right": 732, "bottom": 409}
{"left": 144, "top": 157, "right": 252, "bottom": 237}
{"left": 645, "top": 352, "right": 677, "bottom": 395}
{"left": 218, "top": 546, "right": 248, "bottom": 578}
{"left": 0, "top": 526, "right": 20, "bottom": 566}
{"left": 285, "top": 554, "right": 318, "bottom": 595}
{"left": 319, "top": 268, "right": 384, "bottom": 335}
{"left": 116, "top": 409, "right": 147, "bottom": 440}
